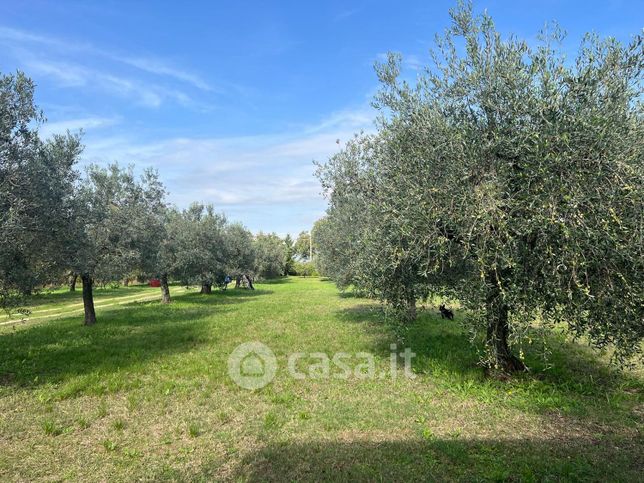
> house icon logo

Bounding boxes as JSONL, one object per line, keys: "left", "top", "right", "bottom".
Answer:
{"left": 241, "top": 352, "right": 265, "bottom": 376}
{"left": 228, "top": 341, "right": 277, "bottom": 390}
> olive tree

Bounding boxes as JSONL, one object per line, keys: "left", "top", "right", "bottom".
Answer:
{"left": 224, "top": 222, "right": 256, "bottom": 285}
{"left": 133, "top": 171, "right": 169, "bottom": 301}
{"left": 169, "top": 203, "right": 227, "bottom": 294}
{"left": 317, "top": 133, "right": 429, "bottom": 319}
{"left": 153, "top": 207, "right": 183, "bottom": 303}
{"left": 317, "top": 2, "right": 643, "bottom": 371}
{"left": 253, "top": 233, "right": 285, "bottom": 280}
{"left": 0, "top": 71, "right": 81, "bottom": 311}
{"left": 71, "top": 164, "right": 167, "bottom": 324}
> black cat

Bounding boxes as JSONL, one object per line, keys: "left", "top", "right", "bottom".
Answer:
{"left": 439, "top": 304, "right": 454, "bottom": 320}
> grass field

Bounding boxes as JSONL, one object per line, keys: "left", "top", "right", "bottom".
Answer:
{"left": 0, "top": 284, "right": 192, "bottom": 326}
{"left": 0, "top": 278, "right": 641, "bottom": 481}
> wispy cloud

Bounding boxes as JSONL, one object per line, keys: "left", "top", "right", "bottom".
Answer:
{"left": 20, "top": 55, "right": 193, "bottom": 108}
{"left": 302, "top": 107, "right": 375, "bottom": 135}
{"left": 0, "top": 25, "right": 212, "bottom": 91}
{"left": 39, "top": 116, "right": 120, "bottom": 139}
{"left": 403, "top": 54, "right": 424, "bottom": 71}
{"left": 0, "top": 25, "right": 220, "bottom": 109}
{"left": 74, "top": 106, "right": 377, "bottom": 233}
{"left": 335, "top": 9, "right": 360, "bottom": 22}
{"left": 0, "top": 24, "right": 376, "bottom": 233}
{"left": 375, "top": 51, "right": 425, "bottom": 72}
{"left": 20, "top": 57, "right": 89, "bottom": 86}
{"left": 116, "top": 56, "right": 213, "bottom": 92}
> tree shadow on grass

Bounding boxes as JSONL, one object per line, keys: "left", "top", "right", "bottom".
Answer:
{"left": 0, "top": 288, "right": 270, "bottom": 391}
{"left": 11, "top": 285, "right": 153, "bottom": 310}
{"left": 335, "top": 302, "right": 643, "bottom": 422}
{"left": 157, "top": 436, "right": 641, "bottom": 482}
{"left": 174, "top": 287, "right": 273, "bottom": 303}
{"left": 256, "top": 277, "right": 292, "bottom": 285}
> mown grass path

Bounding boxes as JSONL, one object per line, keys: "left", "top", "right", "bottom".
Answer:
{"left": 0, "top": 285, "right": 191, "bottom": 326}
{"left": 0, "top": 278, "right": 641, "bottom": 481}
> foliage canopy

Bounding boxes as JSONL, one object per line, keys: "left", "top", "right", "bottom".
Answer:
{"left": 316, "top": 2, "right": 644, "bottom": 370}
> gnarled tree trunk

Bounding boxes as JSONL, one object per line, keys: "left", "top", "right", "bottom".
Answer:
{"left": 246, "top": 275, "right": 255, "bottom": 290}
{"left": 160, "top": 273, "right": 171, "bottom": 304}
{"left": 69, "top": 273, "right": 77, "bottom": 292}
{"left": 81, "top": 273, "right": 96, "bottom": 326}
{"left": 200, "top": 281, "right": 212, "bottom": 294}
{"left": 235, "top": 276, "right": 241, "bottom": 288}
{"left": 485, "top": 279, "right": 525, "bottom": 373}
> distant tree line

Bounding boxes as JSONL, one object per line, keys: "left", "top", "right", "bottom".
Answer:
{"left": 314, "top": 3, "right": 643, "bottom": 371}
{"left": 0, "top": 71, "right": 306, "bottom": 325}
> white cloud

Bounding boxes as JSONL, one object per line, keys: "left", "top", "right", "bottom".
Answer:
{"left": 404, "top": 54, "right": 424, "bottom": 71}
{"left": 303, "top": 107, "right": 376, "bottom": 135}
{"left": 335, "top": 9, "right": 360, "bottom": 22}
{"left": 116, "top": 56, "right": 213, "bottom": 92}
{"left": 39, "top": 116, "right": 120, "bottom": 139}
{"left": 78, "top": 106, "right": 377, "bottom": 226}
{"left": 20, "top": 57, "right": 89, "bottom": 87}
{"left": 0, "top": 26, "right": 59, "bottom": 45}
{"left": 0, "top": 26, "right": 211, "bottom": 91}
{"left": 22, "top": 56, "right": 193, "bottom": 108}
{"left": 375, "top": 51, "right": 425, "bottom": 72}
{"left": 0, "top": 23, "right": 377, "bottom": 233}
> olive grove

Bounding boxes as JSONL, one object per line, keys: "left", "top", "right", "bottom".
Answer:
{"left": 0, "top": 70, "right": 292, "bottom": 325}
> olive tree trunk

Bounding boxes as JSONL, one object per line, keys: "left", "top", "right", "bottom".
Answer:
{"left": 200, "top": 281, "right": 212, "bottom": 294}
{"left": 485, "top": 282, "right": 525, "bottom": 373}
{"left": 69, "top": 273, "right": 77, "bottom": 292}
{"left": 81, "top": 273, "right": 97, "bottom": 326}
{"left": 160, "top": 273, "right": 171, "bottom": 304}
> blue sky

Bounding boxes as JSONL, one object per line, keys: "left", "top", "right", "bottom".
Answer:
{"left": 1, "top": 1, "right": 641, "bottom": 235}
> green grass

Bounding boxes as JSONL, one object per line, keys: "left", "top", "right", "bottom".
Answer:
{"left": 0, "top": 283, "right": 190, "bottom": 325}
{"left": 0, "top": 278, "right": 641, "bottom": 481}
{"left": 5, "top": 283, "right": 152, "bottom": 310}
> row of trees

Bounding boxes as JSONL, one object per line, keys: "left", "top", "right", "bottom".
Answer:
{"left": 314, "top": 3, "right": 643, "bottom": 371}
{"left": 0, "top": 71, "right": 296, "bottom": 325}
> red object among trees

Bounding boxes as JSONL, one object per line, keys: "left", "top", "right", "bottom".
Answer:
{"left": 149, "top": 278, "right": 161, "bottom": 287}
